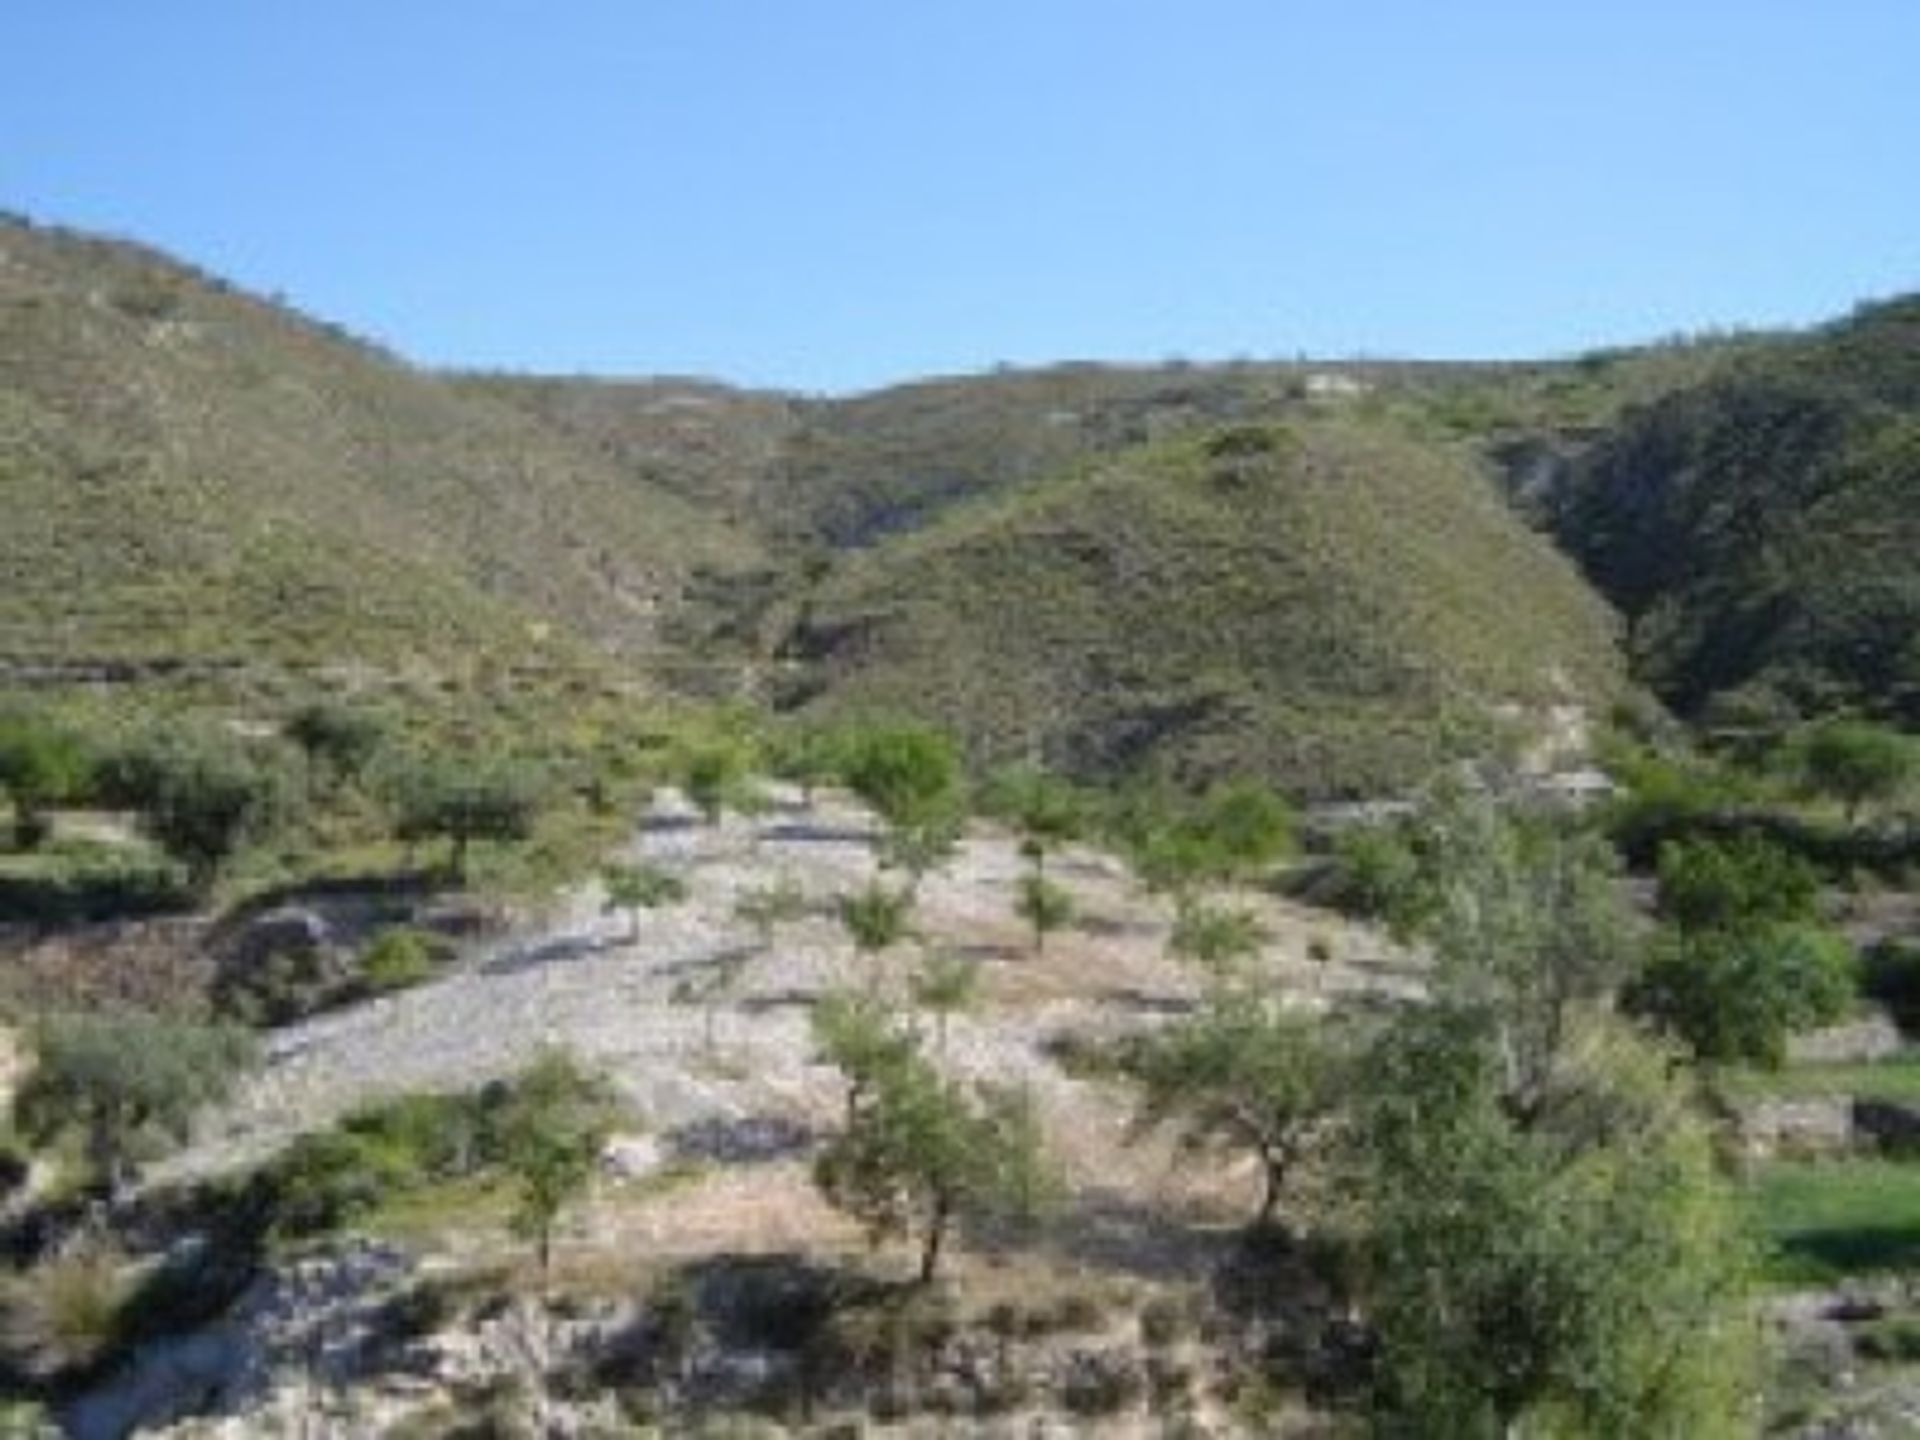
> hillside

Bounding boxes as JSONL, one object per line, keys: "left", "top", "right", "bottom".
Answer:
{"left": 0, "top": 216, "right": 756, "bottom": 678}
{"left": 1540, "top": 295, "right": 1920, "bottom": 722}
{"left": 776, "top": 419, "right": 1625, "bottom": 798}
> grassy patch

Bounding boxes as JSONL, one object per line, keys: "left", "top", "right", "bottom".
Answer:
{"left": 1725, "top": 1055, "right": 1920, "bottom": 1106}
{"left": 1747, "top": 1158, "right": 1920, "bottom": 1287}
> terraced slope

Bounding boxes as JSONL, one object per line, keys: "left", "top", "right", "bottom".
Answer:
{"left": 778, "top": 420, "right": 1625, "bottom": 797}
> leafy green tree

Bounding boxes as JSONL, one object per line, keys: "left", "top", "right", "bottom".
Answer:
{"left": 1798, "top": 717, "right": 1913, "bottom": 823}
{"left": 601, "top": 860, "right": 687, "bottom": 942}
{"left": 1384, "top": 785, "right": 1637, "bottom": 1122}
{"left": 283, "top": 701, "right": 384, "bottom": 797}
{"left": 1167, "top": 900, "right": 1267, "bottom": 983}
{"left": 1014, "top": 872, "right": 1074, "bottom": 955}
{"left": 14, "top": 1012, "right": 255, "bottom": 1194}
{"left": 393, "top": 759, "right": 541, "bottom": 881}
{"left": 1654, "top": 834, "right": 1819, "bottom": 935}
{"left": 0, "top": 710, "right": 90, "bottom": 851}
{"left": 110, "top": 735, "right": 297, "bottom": 891}
{"left": 1633, "top": 835, "right": 1854, "bottom": 1067}
{"left": 1195, "top": 779, "right": 1295, "bottom": 881}
{"left": 1126, "top": 997, "right": 1341, "bottom": 1229}
{"left": 812, "top": 990, "right": 916, "bottom": 1127}
{"left": 490, "top": 1049, "right": 619, "bottom": 1278}
{"left": 1355, "top": 1008, "right": 1756, "bottom": 1437}
{"left": 1632, "top": 923, "right": 1855, "bottom": 1068}
{"left": 814, "top": 1030, "right": 1048, "bottom": 1283}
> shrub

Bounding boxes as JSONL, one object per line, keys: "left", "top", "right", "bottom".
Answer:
{"left": 0, "top": 1243, "right": 130, "bottom": 1384}
{"left": 358, "top": 927, "right": 443, "bottom": 994}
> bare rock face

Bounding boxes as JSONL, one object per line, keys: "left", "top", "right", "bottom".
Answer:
{"left": 1789, "top": 1010, "right": 1906, "bottom": 1065}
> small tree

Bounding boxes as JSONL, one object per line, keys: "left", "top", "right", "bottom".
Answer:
{"left": 909, "top": 950, "right": 979, "bottom": 1053}
{"left": 1799, "top": 717, "right": 1913, "bottom": 824}
{"left": 876, "top": 810, "right": 963, "bottom": 897}
{"left": 766, "top": 724, "right": 846, "bottom": 807}
{"left": 681, "top": 742, "right": 755, "bottom": 826}
{"left": 284, "top": 701, "right": 384, "bottom": 798}
{"left": 393, "top": 759, "right": 541, "bottom": 881}
{"left": 1167, "top": 900, "right": 1267, "bottom": 984}
{"left": 815, "top": 1033, "right": 1048, "bottom": 1283}
{"left": 1014, "top": 873, "right": 1074, "bottom": 955}
{"left": 0, "top": 711, "right": 90, "bottom": 851}
{"left": 491, "top": 1049, "right": 619, "bottom": 1279}
{"left": 812, "top": 989, "right": 915, "bottom": 1127}
{"left": 601, "top": 860, "right": 687, "bottom": 942}
{"left": 130, "top": 739, "right": 293, "bottom": 892}
{"left": 1195, "top": 780, "right": 1295, "bottom": 882}
{"left": 983, "top": 765, "right": 1085, "bottom": 880}
{"left": 14, "top": 1012, "right": 255, "bottom": 1195}
{"left": 1126, "top": 998, "right": 1339, "bottom": 1229}
{"left": 839, "top": 880, "right": 915, "bottom": 991}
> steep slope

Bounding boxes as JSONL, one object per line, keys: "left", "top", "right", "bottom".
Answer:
{"left": 778, "top": 420, "right": 1624, "bottom": 797}
{"left": 1542, "top": 295, "right": 1920, "bottom": 721}
{"left": 0, "top": 217, "right": 755, "bottom": 674}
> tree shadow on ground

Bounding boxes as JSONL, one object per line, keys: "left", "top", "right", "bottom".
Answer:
{"left": 1013, "top": 1185, "right": 1236, "bottom": 1281}
{"left": 1771, "top": 1223, "right": 1920, "bottom": 1285}
{"left": 665, "top": 1114, "right": 815, "bottom": 1165}
{"left": 1093, "top": 986, "right": 1195, "bottom": 1017}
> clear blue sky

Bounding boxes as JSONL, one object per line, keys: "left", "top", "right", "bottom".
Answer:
{"left": 7, "top": 2, "right": 1916, "bottom": 393}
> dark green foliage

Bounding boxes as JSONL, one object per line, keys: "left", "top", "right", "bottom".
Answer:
{"left": 1630, "top": 836, "right": 1855, "bottom": 1067}
{"left": 261, "top": 1091, "right": 490, "bottom": 1238}
{"left": 0, "top": 709, "right": 91, "bottom": 850}
{"left": 284, "top": 702, "right": 384, "bottom": 793}
{"left": 392, "top": 757, "right": 542, "bottom": 880}
{"left": 14, "top": 1012, "right": 255, "bottom": 1191}
{"left": 1796, "top": 718, "right": 1914, "bottom": 822}
{"left": 1632, "top": 924, "right": 1856, "bottom": 1069}
{"left": 1547, "top": 300, "right": 1920, "bottom": 719}
{"left": 1655, "top": 834, "right": 1821, "bottom": 934}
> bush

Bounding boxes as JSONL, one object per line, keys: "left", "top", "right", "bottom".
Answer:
{"left": 0, "top": 1243, "right": 130, "bottom": 1384}
{"left": 358, "top": 927, "right": 444, "bottom": 995}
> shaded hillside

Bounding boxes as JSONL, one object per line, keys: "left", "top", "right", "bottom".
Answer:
{"left": 1542, "top": 296, "right": 1920, "bottom": 721}
{"left": 778, "top": 420, "right": 1624, "bottom": 798}
{"left": 0, "top": 217, "right": 755, "bottom": 675}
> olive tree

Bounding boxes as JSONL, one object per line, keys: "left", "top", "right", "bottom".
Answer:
{"left": 1126, "top": 997, "right": 1342, "bottom": 1230}
{"left": 392, "top": 759, "right": 542, "bottom": 881}
{"left": 814, "top": 1024, "right": 1048, "bottom": 1284}
{"left": 491, "top": 1049, "right": 620, "bottom": 1279}
{"left": 14, "top": 1012, "right": 256, "bottom": 1194}
{"left": 601, "top": 860, "right": 687, "bottom": 942}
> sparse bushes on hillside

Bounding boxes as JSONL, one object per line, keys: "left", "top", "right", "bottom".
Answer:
{"left": 97, "top": 729, "right": 300, "bottom": 891}
{"left": 1796, "top": 717, "right": 1914, "bottom": 823}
